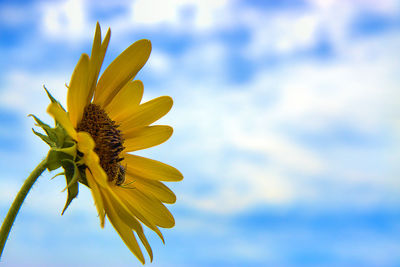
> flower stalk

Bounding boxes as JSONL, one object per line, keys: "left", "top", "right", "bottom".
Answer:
{"left": 0, "top": 158, "right": 47, "bottom": 258}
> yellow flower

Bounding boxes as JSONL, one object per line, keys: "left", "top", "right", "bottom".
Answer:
{"left": 46, "top": 23, "right": 183, "bottom": 264}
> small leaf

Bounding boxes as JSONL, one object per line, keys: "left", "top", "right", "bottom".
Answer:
{"left": 29, "top": 114, "right": 59, "bottom": 143}
{"left": 28, "top": 114, "right": 51, "bottom": 129}
{"left": 46, "top": 150, "right": 62, "bottom": 171}
{"left": 53, "top": 143, "right": 77, "bottom": 160}
{"left": 50, "top": 172, "right": 65, "bottom": 180}
{"left": 46, "top": 148, "right": 74, "bottom": 171}
{"left": 43, "top": 85, "right": 58, "bottom": 104}
{"left": 54, "top": 125, "right": 67, "bottom": 147}
{"left": 64, "top": 139, "right": 77, "bottom": 154}
{"left": 43, "top": 86, "right": 68, "bottom": 116}
{"left": 32, "top": 128, "right": 55, "bottom": 147}
{"left": 62, "top": 180, "right": 78, "bottom": 215}
{"left": 63, "top": 139, "right": 76, "bottom": 149}
{"left": 42, "top": 125, "right": 60, "bottom": 144}
{"left": 78, "top": 165, "right": 88, "bottom": 187}
{"left": 61, "top": 159, "right": 80, "bottom": 191}
{"left": 61, "top": 159, "right": 80, "bottom": 215}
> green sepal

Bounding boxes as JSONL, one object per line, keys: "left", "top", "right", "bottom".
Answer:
{"left": 46, "top": 146, "right": 76, "bottom": 171}
{"left": 54, "top": 142, "right": 77, "bottom": 159}
{"left": 53, "top": 125, "right": 67, "bottom": 147}
{"left": 43, "top": 85, "right": 58, "bottom": 104}
{"left": 60, "top": 159, "right": 80, "bottom": 215}
{"left": 29, "top": 114, "right": 59, "bottom": 143}
{"left": 62, "top": 139, "right": 76, "bottom": 150}
{"left": 61, "top": 160, "right": 80, "bottom": 191}
{"left": 33, "top": 87, "right": 87, "bottom": 215}
{"left": 29, "top": 114, "right": 51, "bottom": 129}
{"left": 50, "top": 172, "right": 65, "bottom": 180}
{"left": 46, "top": 150, "right": 62, "bottom": 171}
{"left": 78, "top": 165, "right": 89, "bottom": 187}
{"left": 32, "top": 128, "right": 55, "bottom": 147}
{"left": 29, "top": 114, "right": 71, "bottom": 148}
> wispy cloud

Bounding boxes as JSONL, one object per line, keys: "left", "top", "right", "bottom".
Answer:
{"left": 40, "top": 0, "right": 90, "bottom": 42}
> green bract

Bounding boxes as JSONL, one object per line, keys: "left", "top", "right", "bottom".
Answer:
{"left": 30, "top": 88, "right": 87, "bottom": 215}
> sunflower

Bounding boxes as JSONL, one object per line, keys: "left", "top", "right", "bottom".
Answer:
{"left": 46, "top": 23, "right": 183, "bottom": 264}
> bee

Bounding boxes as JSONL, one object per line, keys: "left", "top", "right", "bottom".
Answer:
{"left": 115, "top": 164, "right": 126, "bottom": 186}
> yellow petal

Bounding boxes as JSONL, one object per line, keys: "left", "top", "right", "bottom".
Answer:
{"left": 67, "top": 53, "right": 90, "bottom": 128}
{"left": 136, "top": 229, "right": 153, "bottom": 262}
{"left": 105, "top": 187, "right": 154, "bottom": 261}
{"left": 123, "top": 126, "right": 173, "bottom": 152}
{"left": 93, "top": 39, "right": 152, "bottom": 107}
{"left": 86, "top": 170, "right": 105, "bottom": 228}
{"left": 47, "top": 102, "right": 77, "bottom": 139}
{"left": 115, "top": 186, "right": 175, "bottom": 228}
{"left": 123, "top": 154, "right": 183, "bottom": 181}
{"left": 153, "top": 226, "right": 165, "bottom": 244}
{"left": 87, "top": 24, "right": 110, "bottom": 104}
{"left": 76, "top": 131, "right": 95, "bottom": 153}
{"left": 113, "top": 187, "right": 165, "bottom": 243}
{"left": 104, "top": 187, "right": 143, "bottom": 232}
{"left": 101, "top": 190, "right": 145, "bottom": 264}
{"left": 126, "top": 175, "right": 176, "bottom": 204}
{"left": 101, "top": 28, "right": 111, "bottom": 52}
{"left": 119, "top": 96, "right": 173, "bottom": 131}
{"left": 76, "top": 131, "right": 108, "bottom": 187}
{"left": 104, "top": 80, "right": 144, "bottom": 122}
{"left": 84, "top": 150, "right": 108, "bottom": 188}
{"left": 86, "top": 23, "right": 101, "bottom": 102}
{"left": 76, "top": 132, "right": 108, "bottom": 187}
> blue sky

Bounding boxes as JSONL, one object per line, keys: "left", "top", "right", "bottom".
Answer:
{"left": 0, "top": 0, "right": 400, "bottom": 266}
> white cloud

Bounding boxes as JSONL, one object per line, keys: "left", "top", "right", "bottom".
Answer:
{"left": 147, "top": 50, "right": 171, "bottom": 76}
{"left": 167, "top": 26, "right": 400, "bottom": 214}
{"left": 308, "top": 0, "right": 400, "bottom": 15}
{"left": 241, "top": 1, "right": 368, "bottom": 58}
{"left": 242, "top": 8, "right": 322, "bottom": 57}
{"left": 40, "top": 0, "right": 90, "bottom": 42}
{"left": 131, "top": 0, "right": 184, "bottom": 26}
{"left": 181, "top": 163, "right": 296, "bottom": 215}
{"left": 99, "top": 0, "right": 232, "bottom": 36}
{"left": 131, "top": 0, "right": 229, "bottom": 30}
{"left": 0, "top": 70, "right": 68, "bottom": 118}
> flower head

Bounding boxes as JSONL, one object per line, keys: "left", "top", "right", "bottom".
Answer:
{"left": 34, "top": 23, "right": 182, "bottom": 264}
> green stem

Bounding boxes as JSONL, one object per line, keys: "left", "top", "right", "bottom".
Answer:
{"left": 0, "top": 158, "right": 47, "bottom": 258}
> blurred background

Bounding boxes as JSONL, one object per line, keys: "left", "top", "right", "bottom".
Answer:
{"left": 0, "top": 0, "right": 399, "bottom": 266}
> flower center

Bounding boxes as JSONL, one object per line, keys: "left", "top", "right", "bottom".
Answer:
{"left": 77, "top": 104, "right": 125, "bottom": 185}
